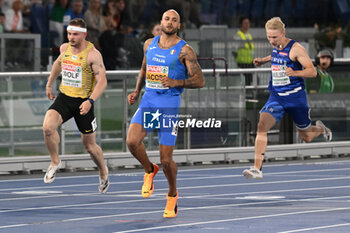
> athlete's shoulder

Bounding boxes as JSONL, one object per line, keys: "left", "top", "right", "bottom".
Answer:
{"left": 88, "top": 45, "right": 102, "bottom": 56}
{"left": 87, "top": 46, "right": 103, "bottom": 65}
{"left": 290, "top": 41, "right": 308, "bottom": 58}
{"left": 180, "top": 44, "right": 194, "bottom": 54}
{"left": 290, "top": 40, "right": 305, "bottom": 51}
{"left": 59, "top": 43, "right": 69, "bottom": 53}
{"left": 179, "top": 44, "right": 198, "bottom": 64}
{"left": 145, "top": 38, "right": 154, "bottom": 46}
{"left": 144, "top": 38, "right": 154, "bottom": 51}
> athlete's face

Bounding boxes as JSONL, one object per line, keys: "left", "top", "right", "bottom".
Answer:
{"left": 67, "top": 29, "right": 86, "bottom": 47}
{"left": 161, "top": 11, "right": 180, "bottom": 35}
{"left": 266, "top": 29, "right": 285, "bottom": 48}
{"left": 319, "top": 56, "right": 331, "bottom": 69}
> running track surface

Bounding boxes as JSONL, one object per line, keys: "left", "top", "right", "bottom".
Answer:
{"left": 1, "top": 160, "right": 350, "bottom": 233}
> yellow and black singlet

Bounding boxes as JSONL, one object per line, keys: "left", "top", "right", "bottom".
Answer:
{"left": 59, "top": 42, "right": 95, "bottom": 98}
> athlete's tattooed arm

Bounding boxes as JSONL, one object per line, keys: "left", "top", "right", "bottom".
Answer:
{"left": 160, "top": 44, "right": 205, "bottom": 88}
{"left": 180, "top": 45, "right": 205, "bottom": 88}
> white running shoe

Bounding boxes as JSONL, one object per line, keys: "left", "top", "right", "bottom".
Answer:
{"left": 243, "top": 167, "right": 263, "bottom": 179}
{"left": 316, "top": 120, "right": 332, "bottom": 142}
{"left": 44, "top": 161, "right": 62, "bottom": 184}
{"left": 99, "top": 166, "right": 110, "bottom": 193}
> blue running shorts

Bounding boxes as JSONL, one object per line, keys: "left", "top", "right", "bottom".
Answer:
{"left": 260, "top": 90, "right": 311, "bottom": 129}
{"left": 130, "top": 91, "right": 181, "bottom": 146}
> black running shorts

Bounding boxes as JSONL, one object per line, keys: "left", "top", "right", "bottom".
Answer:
{"left": 48, "top": 93, "right": 97, "bottom": 134}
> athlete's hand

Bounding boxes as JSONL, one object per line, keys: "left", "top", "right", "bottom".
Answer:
{"left": 46, "top": 86, "right": 55, "bottom": 100}
{"left": 159, "top": 76, "right": 176, "bottom": 88}
{"left": 253, "top": 58, "right": 265, "bottom": 66}
{"left": 128, "top": 90, "right": 139, "bottom": 105}
{"left": 79, "top": 100, "right": 92, "bottom": 115}
{"left": 285, "top": 67, "right": 295, "bottom": 77}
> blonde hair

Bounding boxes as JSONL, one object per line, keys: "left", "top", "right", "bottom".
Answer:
{"left": 265, "top": 17, "right": 285, "bottom": 32}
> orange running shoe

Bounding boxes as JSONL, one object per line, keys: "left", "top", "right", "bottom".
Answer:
{"left": 163, "top": 191, "right": 178, "bottom": 218}
{"left": 141, "top": 163, "right": 159, "bottom": 198}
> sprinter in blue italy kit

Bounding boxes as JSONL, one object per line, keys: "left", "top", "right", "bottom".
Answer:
{"left": 126, "top": 10, "right": 204, "bottom": 218}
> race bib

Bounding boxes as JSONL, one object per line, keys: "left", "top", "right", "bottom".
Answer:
{"left": 146, "top": 65, "right": 169, "bottom": 90}
{"left": 61, "top": 62, "right": 83, "bottom": 88}
{"left": 272, "top": 64, "right": 290, "bottom": 86}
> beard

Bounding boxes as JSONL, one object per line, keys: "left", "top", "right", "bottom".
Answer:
{"left": 161, "top": 26, "right": 178, "bottom": 36}
{"left": 321, "top": 62, "right": 329, "bottom": 69}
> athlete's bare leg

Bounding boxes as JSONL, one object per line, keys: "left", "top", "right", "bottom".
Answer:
{"left": 126, "top": 123, "right": 153, "bottom": 173}
{"left": 82, "top": 132, "right": 108, "bottom": 179}
{"left": 254, "top": 112, "right": 276, "bottom": 169}
{"left": 42, "top": 109, "right": 63, "bottom": 166}
{"left": 160, "top": 144, "right": 177, "bottom": 196}
{"left": 298, "top": 125, "right": 322, "bottom": 143}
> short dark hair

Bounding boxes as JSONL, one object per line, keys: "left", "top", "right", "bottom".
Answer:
{"left": 239, "top": 16, "right": 249, "bottom": 26}
{"left": 68, "top": 18, "right": 86, "bottom": 28}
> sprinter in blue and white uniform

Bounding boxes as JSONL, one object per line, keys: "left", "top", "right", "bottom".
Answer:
{"left": 126, "top": 10, "right": 204, "bottom": 218}
{"left": 243, "top": 17, "right": 332, "bottom": 179}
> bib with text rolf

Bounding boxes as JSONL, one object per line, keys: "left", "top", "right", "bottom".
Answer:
{"left": 62, "top": 60, "right": 83, "bottom": 88}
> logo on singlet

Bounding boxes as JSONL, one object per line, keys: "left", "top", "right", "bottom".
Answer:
{"left": 279, "top": 52, "right": 288, "bottom": 56}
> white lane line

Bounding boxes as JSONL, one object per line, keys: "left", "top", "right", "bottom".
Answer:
{"left": 278, "top": 223, "right": 350, "bottom": 233}
{"left": 2, "top": 184, "right": 350, "bottom": 212}
{"left": 111, "top": 208, "right": 350, "bottom": 233}
{"left": 1, "top": 161, "right": 350, "bottom": 183}
{"left": 0, "top": 166, "right": 239, "bottom": 183}
{"left": 1, "top": 167, "right": 350, "bottom": 193}
{"left": 2, "top": 175, "right": 350, "bottom": 203}
{"left": 235, "top": 195, "right": 285, "bottom": 200}
{"left": 0, "top": 182, "right": 349, "bottom": 204}
{"left": 1, "top": 193, "right": 350, "bottom": 227}
{"left": 11, "top": 191, "right": 63, "bottom": 195}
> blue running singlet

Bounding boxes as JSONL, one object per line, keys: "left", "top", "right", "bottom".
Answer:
{"left": 145, "top": 35, "right": 187, "bottom": 96}
{"left": 269, "top": 40, "right": 304, "bottom": 95}
{"left": 130, "top": 36, "right": 188, "bottom": 145}
{"left": 261, "top": 40, "right": 311, "bottom": 129}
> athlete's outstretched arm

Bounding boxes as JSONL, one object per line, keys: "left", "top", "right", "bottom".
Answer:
{"left": 45, "top": 44, "right": 67, "bottom": 100}
{"left": 253, "top": 55, "right": 271, "bottom": 66}
{"left": 128, "top": 39, "right": 152, "bottom": 105}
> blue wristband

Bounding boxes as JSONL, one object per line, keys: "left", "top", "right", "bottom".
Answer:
{"left": 88, "top": 98, "right": 94, "bottom": 105}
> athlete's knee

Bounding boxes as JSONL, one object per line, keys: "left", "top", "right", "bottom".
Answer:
{"left": 126, "top": 136, "right": 141, "bottom": 150}
{"left": 83, "top": 142, "right": 96, "bottom": 154}
{"left": 161, "top": 156, "right": 176, "bottom": 170}
{"left": 257, "top": 121, "right": 269, "bottom": 133}
{"left": 42, "top": 123, "right": 56, "bottom": 137}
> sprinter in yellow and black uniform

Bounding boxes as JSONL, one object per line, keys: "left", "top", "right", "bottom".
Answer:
{"left": 42, "top": 18, "right": 110, "bottom": 194}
